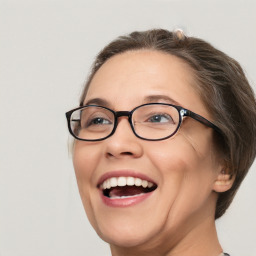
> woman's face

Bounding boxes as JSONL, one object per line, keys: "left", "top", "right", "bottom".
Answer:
{"left": 73, "top": 50, "right": 222, "bottom": 250}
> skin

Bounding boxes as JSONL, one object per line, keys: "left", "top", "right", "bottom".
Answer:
{"left": 73, "top": 50, "right": 234, "bottom": 256}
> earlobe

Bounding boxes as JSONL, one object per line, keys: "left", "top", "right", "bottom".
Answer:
{"left": 213, "top": 169, "right": 235, "bottom": 193}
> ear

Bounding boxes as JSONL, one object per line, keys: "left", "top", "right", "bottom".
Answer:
{"left": 213, "top": 168, "right": 235, "bottom": 193}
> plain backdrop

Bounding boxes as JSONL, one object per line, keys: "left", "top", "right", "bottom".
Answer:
{"left": 0, "top": 0, "right": 255, "bottom": 255}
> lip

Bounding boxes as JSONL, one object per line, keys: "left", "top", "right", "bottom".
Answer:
{"left": 97, "top": 170, "right": 157, "bottom": 207}
{"left": 100, "top": 190, "right": 154, "bottom": 207}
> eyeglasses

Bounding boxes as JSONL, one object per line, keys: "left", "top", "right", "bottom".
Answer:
{"left": 65, "top": 103, "right": 222, "bottom": 141}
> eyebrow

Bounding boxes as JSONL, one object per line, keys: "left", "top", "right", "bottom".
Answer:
{"left": 83, "top": 98, "right": 111, "bottom": 107}
{"left": 83, "top": 95, "right": 182, "bottom": 108}
{"left": 144, "top": 95, "right": 181, "bottom": 106}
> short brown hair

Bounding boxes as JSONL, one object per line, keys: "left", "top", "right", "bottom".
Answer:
{"left": 79, "top": 29, "right": 256, "bottom": 219}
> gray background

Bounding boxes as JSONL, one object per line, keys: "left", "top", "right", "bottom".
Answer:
{"left": 0, "top": 0, "right": 255, "bottom": 255}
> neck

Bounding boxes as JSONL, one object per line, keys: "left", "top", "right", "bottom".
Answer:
{"left": 110, "top": 216, "right": 223, "bottom": 256}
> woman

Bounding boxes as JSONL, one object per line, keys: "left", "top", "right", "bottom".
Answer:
{"left": 66, "top": 29, "right": 256, "bottom": 256}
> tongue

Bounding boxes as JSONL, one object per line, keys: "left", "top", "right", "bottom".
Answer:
{"left": 109, "top": 186, "right": 146, "bottom": 198}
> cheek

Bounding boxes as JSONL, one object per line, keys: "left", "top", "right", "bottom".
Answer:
{"left": 73, "top": 142, "right": 101, "bottom": 180}
{"left": 146, "top": 135, "right": 216, "bottom": 209}
{"left": 73, "top": 142, "right": 105, "bottom": 230}
{"left": 72, "top": 144, "right": 91, "bottom": 204}
{"left": 146, "top": 137, "right": 199, "bottom": 203}
{"left": 180, "top": 119, "right": 218, "bottom": 160}
{"left": 147, "top": 136, "right": 200, "bottom": 178}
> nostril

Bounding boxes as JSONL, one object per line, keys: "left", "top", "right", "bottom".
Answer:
{"left": 121, "top": 152, "right": 133, "bottom": 155}
{"left": 106, "top": 151, "right": 133, "bottom": 157}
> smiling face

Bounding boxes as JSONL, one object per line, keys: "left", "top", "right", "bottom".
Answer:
{"left": 73, "top": 50, "right": 224, "bottom": 254}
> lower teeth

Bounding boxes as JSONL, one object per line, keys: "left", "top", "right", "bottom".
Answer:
{"left": 110, "top": 193, "right": 145, "bottom": 199}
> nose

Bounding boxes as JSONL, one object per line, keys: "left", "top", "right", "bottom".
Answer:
{"left": 104, "top": 116, "right": 144, "bottom": 159}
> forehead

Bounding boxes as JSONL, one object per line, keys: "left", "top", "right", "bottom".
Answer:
{"left": 85, "top": 50, "right": 208, "bottom": 117}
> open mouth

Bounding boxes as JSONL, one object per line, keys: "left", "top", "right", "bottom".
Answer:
{"left": 99, "top": 176, "right": 157, "bottom": 199}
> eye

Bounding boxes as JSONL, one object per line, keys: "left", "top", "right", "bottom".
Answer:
{"left": 80, "top": 109, "right": 113, "bottom": 129}
{"left": 87, "top": 117, "right": 112, "bottom": 126}
{"left": 147, "top": 114, "right": 174, "bottom": 123}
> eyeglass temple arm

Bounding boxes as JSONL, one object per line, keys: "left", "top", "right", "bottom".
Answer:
{"left": 182, "top": 109, "right": 223, "bottom": 135}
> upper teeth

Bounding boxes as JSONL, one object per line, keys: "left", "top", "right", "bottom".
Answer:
{"left": 100, "top": 177, "right": 154, "bottom": 190}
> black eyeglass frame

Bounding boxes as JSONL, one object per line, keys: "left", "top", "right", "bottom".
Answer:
{"left": 65, "top": 103, "right": 223, "bottom": 141}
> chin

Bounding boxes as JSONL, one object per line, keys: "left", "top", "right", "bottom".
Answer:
{"left": 98, "top": 227, "right": 155, "bottom": 248}
{"left": 91, "top": 212, "right": 164, "bottom": 249}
